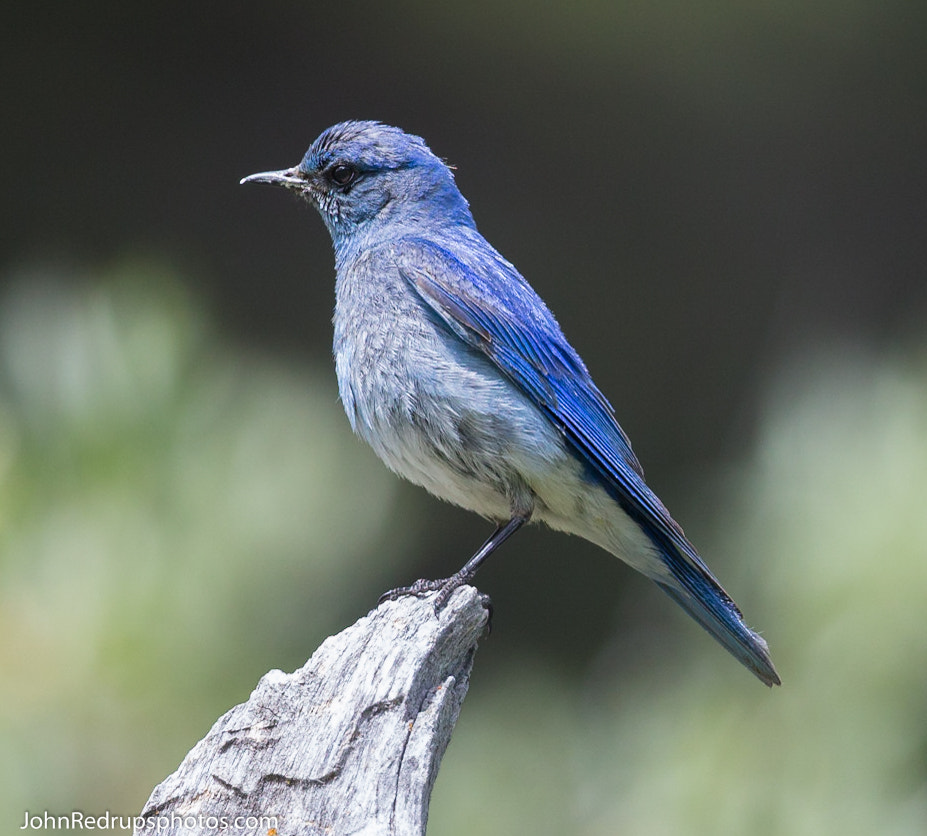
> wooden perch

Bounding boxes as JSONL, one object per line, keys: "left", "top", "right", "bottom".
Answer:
{"left": 136, "top": 587, "right": 490, "bottom": 836}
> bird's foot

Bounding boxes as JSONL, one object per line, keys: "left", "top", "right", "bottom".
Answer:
{"left": 378, "top": 572, "right": 464, "bottom": 611}
{"left": 378, "top": 572, "right": 492, "bottom": 628}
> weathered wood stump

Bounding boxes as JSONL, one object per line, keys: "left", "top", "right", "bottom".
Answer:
{"left": 136, "top": 587, "right": 490, "bottom": 835}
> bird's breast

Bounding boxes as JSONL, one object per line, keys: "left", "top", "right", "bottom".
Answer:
{"left": 331, "top": 255, "right": 567, "bottom": 519}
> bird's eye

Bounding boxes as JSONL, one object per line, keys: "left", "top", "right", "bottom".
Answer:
{"left": 328, "top": 164, "right": 358, "bottom": 187}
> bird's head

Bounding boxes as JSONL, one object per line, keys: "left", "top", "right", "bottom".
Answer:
{"left": 242, "top": 121, "right": 475, "bottom": 244}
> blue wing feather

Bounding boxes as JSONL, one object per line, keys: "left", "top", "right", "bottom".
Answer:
{"left": 396, "top": 237, "right": 779, "bottom": 686}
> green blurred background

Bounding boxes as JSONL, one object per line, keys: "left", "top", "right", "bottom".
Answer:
{"left": 3, "top": 1, "right": 926, "bottom": 833}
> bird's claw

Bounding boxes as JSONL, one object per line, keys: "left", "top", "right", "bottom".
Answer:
{"left": 377, "top": 573, "right": 491, "bottom": 624}
{"left": 377, "top": 577, "right": 448, "bottom": 607}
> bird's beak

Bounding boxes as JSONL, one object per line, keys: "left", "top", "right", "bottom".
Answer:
{"left": 240, "top": 167, "right": 305, "bottom": 189}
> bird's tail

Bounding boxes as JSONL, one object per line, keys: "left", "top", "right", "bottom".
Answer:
{"left": 652, "top": 549, "right": 780, "bottom": 687}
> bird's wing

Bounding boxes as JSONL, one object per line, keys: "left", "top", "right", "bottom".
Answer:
{"left": 395, "top": 237, "right": 690, "bottom": 556}
{"left": 395, "top": 237, "right": 779, "bottom": 686}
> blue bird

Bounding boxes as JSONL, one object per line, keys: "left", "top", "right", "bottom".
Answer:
{"left": 242, "top": 121, "right": 780, "bottom": 687}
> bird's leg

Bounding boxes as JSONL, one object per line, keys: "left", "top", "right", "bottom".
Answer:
{"left": 378, "top": 512, "right": 530, "bottom": 612}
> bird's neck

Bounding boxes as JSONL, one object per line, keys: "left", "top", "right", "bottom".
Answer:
{"left": 332, "top": 200, "right": 476, "bottom": 265}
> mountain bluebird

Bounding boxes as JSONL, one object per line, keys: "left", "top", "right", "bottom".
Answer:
{"left": 242, "top": 121, "right": 780, "bottom": 686}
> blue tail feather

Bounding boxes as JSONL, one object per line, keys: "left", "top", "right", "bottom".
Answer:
{"left": 654, "top": 554, "right": 780, "bottom": 687}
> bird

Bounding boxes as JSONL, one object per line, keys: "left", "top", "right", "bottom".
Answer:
{"left": 241, "top": 120, "right": 780, "bottom": 687}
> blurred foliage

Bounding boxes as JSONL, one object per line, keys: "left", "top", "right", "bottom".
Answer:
{"left": 1, "top": 264, "right": 926, "bottom": 831}
{"left": 0, "top": 261, "right": 405, "bottom": 815}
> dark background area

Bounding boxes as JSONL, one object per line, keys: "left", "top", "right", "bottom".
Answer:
{"left": 4, "top": 0, "right": 926, "bottom": 730}
{"left": 7, "top": 2, "right": 925, "bottom": 387}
